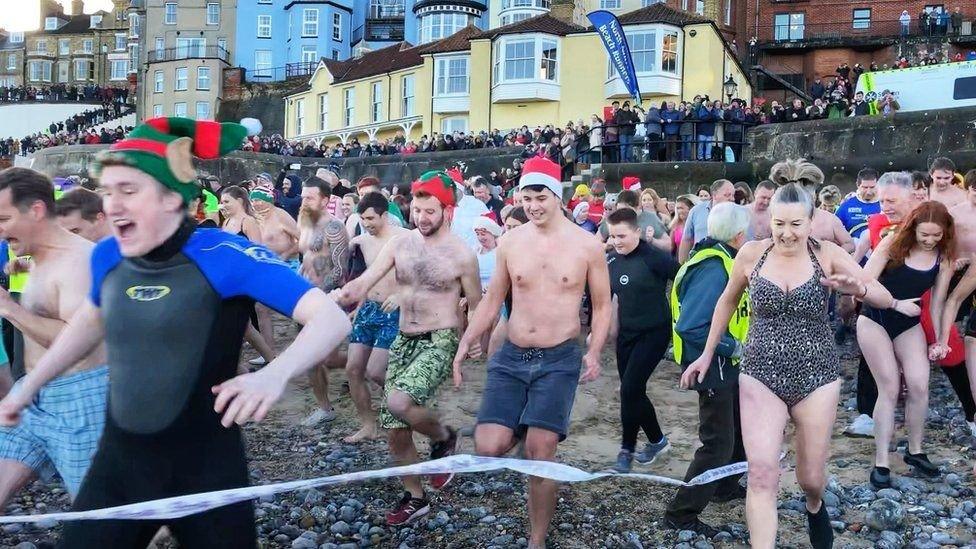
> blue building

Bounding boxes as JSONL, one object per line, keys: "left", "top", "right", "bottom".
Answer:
{"left": 235, "top": 0, "right": 355, "bottom": 81}
{"left": 237, "top": 0, "right": 488, "bottom": 81}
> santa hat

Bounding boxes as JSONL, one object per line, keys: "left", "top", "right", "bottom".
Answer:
{"left": 622, "top": 176, "right": 641, "bottom": 191}
{"left": 473, "top": 214, "right": 503, "bottom": 237}
{"left": 92, "top": 117, "right": 247, "bottom": 204}
{"left": 518, "top": 156, "right": 562, "bottom": 198}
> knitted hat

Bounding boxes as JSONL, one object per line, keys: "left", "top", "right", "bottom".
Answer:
{"left": 411, "top": 170, "right": 457, "bottom": 208}
{"left": 256, "top": 172, "right": 273, "bottom": 184}
{"left": 93, "top": 117, "right": 247, "bottom": 204}
{"left": 250, "top": 182, "right": 275, "bottom": 203}
{"left": 519, "top": 156, "right": 562, "bottom": 198}
{"left": 473, "top": 214, "right": 503, "bottom": 237}
{"left": 622, "top": 176, "right": 641, "bottom": 191}
{"left": 573, "top": 183, "right": 590, "bottom": 198}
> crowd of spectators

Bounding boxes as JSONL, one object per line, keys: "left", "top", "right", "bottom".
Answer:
{"left": 0, "top": 83, "right": 130, "bottom": 104}
{"left": 0, "top": 101, "right": 134, "bottom": 157}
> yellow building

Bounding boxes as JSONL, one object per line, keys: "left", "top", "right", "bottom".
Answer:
{"left": 284, "top": 2, "right": 750, "bottom": 145}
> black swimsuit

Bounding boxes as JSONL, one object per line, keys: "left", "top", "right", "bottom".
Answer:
{"left": 861, "top": 256, "right": 939, "bottom": 340}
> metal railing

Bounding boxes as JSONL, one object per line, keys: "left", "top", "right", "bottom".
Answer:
{"left": 756, "top": 18, "right": 973, "bottom": 44}
{"left": 571, "top": 119, "right": 754, "bottom": 165}
{"left": 147, "top": 45, "right": 231, "bottom": 64}
{"left": 365, "top": 19, "right": 405, "bottom": 41}
{"left": 246, "top": 64, "right": 321, "bottom": 82}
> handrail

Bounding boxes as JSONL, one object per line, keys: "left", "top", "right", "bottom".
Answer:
{"left": 755, "top": 17, "right": 969, "bottom": 43}
{"left": 147, "top": 45, "right": 231, "bottom": 64}
{"left": 571, "top": 118, "right": 754, "bottom": 165}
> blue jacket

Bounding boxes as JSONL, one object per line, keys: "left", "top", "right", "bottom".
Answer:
{"left": 662, "top": 108, "right": 683, "bottom": 135}
{"left": 696, "top": 106, "right": 717, "bottom": 136}
{"left": 724, "top": 107, "right": 746, "bottom": 135}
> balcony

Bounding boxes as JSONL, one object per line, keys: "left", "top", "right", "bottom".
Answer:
{"left": 147, "top": 45, "right": 230, "bottom": 64}
{"left": 285, "top": 61, "right": 317, "bottom": 79}
{"left": 364, "top": 19, "right": 405, "bottom": 42}
{"left": 756, "top": 19, "right": 976, "bottom": 51}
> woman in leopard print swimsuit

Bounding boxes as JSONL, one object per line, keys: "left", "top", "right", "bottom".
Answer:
{"left": 682, "top": 161, "right": 898, "bottom": 549}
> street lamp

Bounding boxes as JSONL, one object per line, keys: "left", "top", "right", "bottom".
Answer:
{"left": 723, "top": 75, "right": 738, "bottom": 103}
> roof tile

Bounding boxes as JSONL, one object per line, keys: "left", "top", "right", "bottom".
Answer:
{"left": 474, "top": 13, "right": 587, "bottom": 40}
{"left": 615, "top": 3, "right": 711, "bottom": 26}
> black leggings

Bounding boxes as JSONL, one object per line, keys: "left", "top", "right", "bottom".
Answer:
{"left": 60, "top": 424, "right": 257, "bottom": 549}
{"left": 616, "top": 329, "right": 670, "bottom": 451}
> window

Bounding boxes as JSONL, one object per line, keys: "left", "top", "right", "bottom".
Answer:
{"left": 332, "top": 49, "right": 340, "bottom": 60}
{"left": 600, "top": 0, "right": 620, "bottom": 8}
{"left": 419, "top": 13, "right": 467, "bottom": 44}
{"left": 82, "top": 39, "right": 93, "bottom": 53}
{"left": 441, "top": 117, "right": 467, "bottom": 134}
{"left": 154, "top": 70, "right": 164, "bottom": 92}
{"left": 852, "top": 8, "right": 871, "bottom": 29}
{"left": 197, "top": 66, "right": 211, "bottom": 90}
{"left": 773, "top": 13, "right": 805, "bottom": 40}
{"left": 155, "top": 37, "right": 164, "bottom": 57}
{"left": 59, "top": 39, "right": 70, "bottom": 56}
{"left": 402, "top": 74, "right": 414, "bottom": 116}
{"left": 662, "top": 32, "right": 678, "bottom": 73}
{"left": 302, "top": 45, "right": 317, "bottom": 63}
{"left": 540, "top": 39, "right": 557, "bottom": 80}
{"left": 153, "top": 104, "right": 163, "bottom": 117}
{"left": 435, "top": 57, "right": 469, "bottom": 95}
{"left": 257, "top": 15, "right": 272, "bottom": 38}
{"left": 295, "top": 98, "right": 305, "bottom": 134}
{"left": 502, "top": 39, "right": 534, "bottom": 80}
{"left": 343, "top": 88, "right": 354, "bottom": 126}
{"left": 254, "top": 50, "right": 272, "bottom": 77}
{"left": 28, "top": 60, "right": 52, "bottom": 82}
{"left": 303, "top": 9, "right": 319, "bottom": 37}
{"left": 695, "top": 0, "right": 705, "bottom": 15}
{"left": 90, "top": 15, "right": 102, "bottom": 28}
{"left": 74, "top": 60, "right": 89, "bottom": 80}
{"left": 45, "top": 17, "right": 58, "bottom": 30}
{"left": 175, "top": 67, "right": 188, "bottom": 90}
{"left": 954, "top": 76, "right": 976, "bottom": 99}
{"left": 110, "top": 59, "right": 128, "bottom": 80}
{"left": 129, "top": 44, "right": 139, "bottom": 74}
{"left": 10, "top": 33, "right": 23, "bottom": 44}
{"left": 36, "top": 40, "right": 47, "bottom": 54}
{"left": 218, "top": 38, "right": 227, "bottom": 54}
{"left": 258, "top": 0, "right": 271, "bottom": 3}
{"left": 371, "top": 81, "right": 383, "bottom": 122}
{"left": 332, "top": 13, "right": 342, "bottom": 41}
{"left": 196, "top": 101, "right": 211, "bottom": 120}
{"left": 129, "top": 13, "right": 140, "bottom": 38}
{"left": 164, "top": 3, "right": 177, "bottom": 24}
{"left": 6, "top": 54, "right": 15, "bottom": 71}
{"left": 724, "top": 0, "right": 733, "bottom": 26}
{"left": 115, "top": 34, "right": 127, "bottom": 51}
{"left": 176, "top": 38, "right": 206, "bottom": 58}
{"left": 641, "top": 0, "right": 663, "bottom": 6}
{"left": 207, "top": 3, "right": 220, "bottom": 25}
{"left": 318, "top": 93, "right": 328, "bottom": 130}
{"left": 174, "top": 102, "right": 187, "bottom": 117}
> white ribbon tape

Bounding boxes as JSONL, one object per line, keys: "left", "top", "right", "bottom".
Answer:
{"left": 0, "top": 454, "right": 747, "bottom": 523}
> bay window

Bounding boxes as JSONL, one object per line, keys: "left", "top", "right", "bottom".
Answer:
{"left": 492, "top": 36, "right": 559, "bottom": 84}
{"left": 435, "top": 57, "right": 469, "bottom": 95}
{"left": 419, "top": 13, "right": 468, "bottom": 44}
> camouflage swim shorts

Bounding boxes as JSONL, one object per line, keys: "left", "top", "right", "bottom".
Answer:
{"left": 379, "top": 329, "right": 459, "bottom": 430}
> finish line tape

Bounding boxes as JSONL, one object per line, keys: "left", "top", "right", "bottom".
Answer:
{"left": 0, "top": 454, "right": 747, "bottom": 523}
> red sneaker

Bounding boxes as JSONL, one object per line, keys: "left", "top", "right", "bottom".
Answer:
{"left": 429, "top": 427, "right": 459, "bottom": 491}
{"left": 386, "top": 492, "right": 430, "bottom": 526}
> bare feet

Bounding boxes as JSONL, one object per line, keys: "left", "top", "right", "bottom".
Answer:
{"left": 343, "top": 425, "right": 381, "bottom": 443}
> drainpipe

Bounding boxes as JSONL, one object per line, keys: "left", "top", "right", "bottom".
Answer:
{"left": 754, "top": 0, "right": 760, "bottom": 40}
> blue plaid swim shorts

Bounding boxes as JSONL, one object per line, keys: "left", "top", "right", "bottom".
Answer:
{"left": 0, "top": 366, "right": 108, "bottom": 497}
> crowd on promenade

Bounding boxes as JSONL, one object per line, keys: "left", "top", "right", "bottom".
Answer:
{"left": 0, "top": 84, "right": 130, "bottom": 104}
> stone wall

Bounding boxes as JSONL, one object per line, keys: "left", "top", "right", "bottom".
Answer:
{"left": 217, "top": 73, "right": 310, "bottom": 136}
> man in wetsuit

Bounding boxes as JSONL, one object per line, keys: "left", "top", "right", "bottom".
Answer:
{"left": 55, "top": 188, "right": 111, "bottom": 242}
{"left": 0, "top": 168, "right": 108, "bottom": 505}
{"left": 343, "top": 192, "right": 407, "bottom": 443}
{"left": 298, "top": 176, "right": 349, "bottom": 426}
{"left": 0, "top": 118, "right": 351, "bottom": 547}
{"left": 453, "top": 156, "right": 611, "bottom": 549}
{"left": 337, "top": 170, "right": 482, "bottom": 526}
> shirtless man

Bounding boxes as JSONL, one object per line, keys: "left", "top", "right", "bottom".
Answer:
{"left": 343, "top": 192, "right": 407, "bottom": 443}
{"left": 747, "top": 180, "right": 776, "bottom": 240}
{"left": 929, "top": 157, "right": 967, "bottom": 208}
{"left": 298, "top": 176, "right": 349, "bottom": 426}
{"left": 337, "top": 170, "right": 482, "bottom": 526}
{"left": 250, "top": 183, "right": 299, "bottom": 268}
{"left": 0, "top": 167, "right": 108, "bottom": 504}
{"left": 55, "top": 188, "right": 111, "bottom": 242}
{"left": 950, "top": 171, "right": 976, "bottom": 259}
{"left": 811, "top": 202, "right": 854, "bottom": 252}
{"left": 453, "top": 156, "right": 612, "bottom": 549}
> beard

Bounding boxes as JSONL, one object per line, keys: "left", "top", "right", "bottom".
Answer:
{"left": 299, "top": 205, "right": 321, "bottom": 226}
{"left": 417, "top": 216, "right": 444, "bottom": 237}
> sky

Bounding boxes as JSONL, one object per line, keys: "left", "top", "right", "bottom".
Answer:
{"left": 0, "top": 0, "right": 115, "bottom": 31}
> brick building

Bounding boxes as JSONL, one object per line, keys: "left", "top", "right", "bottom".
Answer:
{"left": 743, "top": 0, "right": 976, "bottom": 101}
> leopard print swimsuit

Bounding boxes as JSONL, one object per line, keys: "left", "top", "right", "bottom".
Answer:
{"left": 740, "top": 241, "right": 840, "bottom": 407}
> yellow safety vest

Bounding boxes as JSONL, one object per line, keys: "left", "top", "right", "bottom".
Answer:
{"left": 670, "top": 247, "right": 750, "bottom": 364}
{"left": 7, "top": 248, "right": 27, "bottom": 294}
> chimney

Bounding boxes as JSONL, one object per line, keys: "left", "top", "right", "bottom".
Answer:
{"left": 72, "top": 0, "right": 84, "bottom": 15}
{"left": 548, "top": 0, "right": 575, "bottom": 23}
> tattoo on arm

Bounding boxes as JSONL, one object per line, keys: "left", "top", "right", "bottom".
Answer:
{"left": 326, "top": 220, "right": 350, "bottom": 286}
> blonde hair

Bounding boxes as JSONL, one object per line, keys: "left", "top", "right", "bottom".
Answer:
{"left": 818, "top": 185, "right": 842, "bottom": 208}
{"left": 768, "top": 158, "right": 824, "bottom": 196}
{"left": 669, "top": 194, "right": 699, "bottom": 231}
{"left": 640, "top": 188, "right": 660, "bottom": 205}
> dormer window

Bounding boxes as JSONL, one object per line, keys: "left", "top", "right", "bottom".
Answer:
{"left": 90, "top": 14, "right": 102, "bottom": 28}
{"left": 45, "top": 17, "right": 58, "bottom": 30}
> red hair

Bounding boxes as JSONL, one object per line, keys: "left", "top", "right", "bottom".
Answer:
{"left": 887, "top": 201, "right": 955, "bottom": 268}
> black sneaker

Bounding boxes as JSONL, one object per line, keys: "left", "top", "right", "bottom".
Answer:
{"left": 869, "top": 466, "right": 891, "bottom": 489}
{"left": 806, "top": 500, "right": 834, "bottom": 549}
{"left": 663, "top": 517, "right": 720, "bottom": 539}
{"left": 386, "top": 492, "right": 430, "bottom": 526}
{"left": 710, "top": 483, "right": 747, "bottom": 503}
{"left": 903, "top": 452, "right": 940, "bottom": 478}
{"left": 429, "top": 427, "right": 459, "bottom": 491}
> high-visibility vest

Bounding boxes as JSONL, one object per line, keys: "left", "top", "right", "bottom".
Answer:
{"left": 670, "top": 246, "right": 750, "bottom": 364}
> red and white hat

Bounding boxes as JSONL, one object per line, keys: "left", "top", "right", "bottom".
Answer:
{"left": 622, "top": 176, "right": 641, "bottom": 191}
{"left": 518, "top": 156, "right": 562, "bottom": 198}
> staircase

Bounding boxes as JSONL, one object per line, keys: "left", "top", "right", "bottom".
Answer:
{"left": 750, "top": 64, "right": 813, "bottom": 102}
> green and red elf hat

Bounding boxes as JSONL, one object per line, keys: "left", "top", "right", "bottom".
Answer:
{"left": 93, "top": 117, "right": 249, "bottom": 204}
{"left": 410, "top": 170, "right": 458, "bottom": 208}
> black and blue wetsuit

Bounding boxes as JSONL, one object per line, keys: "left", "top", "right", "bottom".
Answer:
{"left": 60, "top": 219, "right": 313, "bottom": 548}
